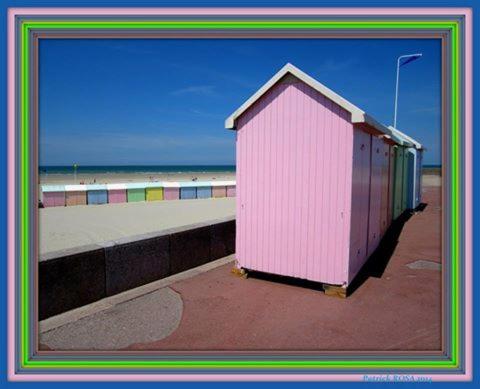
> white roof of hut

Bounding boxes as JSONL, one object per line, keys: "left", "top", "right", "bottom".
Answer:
{"left": 225, "top": 63, "right": 397, "bottom": 140}
{"left": 388, "top": 126, "right": 423, "bottom": 150}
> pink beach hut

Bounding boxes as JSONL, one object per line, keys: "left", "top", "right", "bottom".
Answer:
{"left": 41, "top": 185, "right": 65, "bottom": 207}
{"left": 107, "top": 183, "right": 127, "bottom": 204}
{"left": 225, "top": 63, "right": 402, "bottom": 296}
{"left": 213, "top": 180, "right": 236, "bottom": 197}
{"left": 163, "top": 182, "right": 180, "bottom": 200}
{"left": 226, "top": 184, "right": 236, "bottom": 197}
{"left": 212, "top": 180, "right": 234, "bottom": 198}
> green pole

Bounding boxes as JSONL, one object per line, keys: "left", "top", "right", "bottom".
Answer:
{"left": 73, "top": 163, "right": 78, "bottom": 183}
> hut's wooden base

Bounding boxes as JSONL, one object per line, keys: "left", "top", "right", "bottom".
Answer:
{"left": 232, "top": 267, "right": 347, "bottom": 293}
{"left": 231, "top": 266, "right": 248, "bottom": 278}
{"left": 323, "top": 284, "right": 348, "bottom": 298}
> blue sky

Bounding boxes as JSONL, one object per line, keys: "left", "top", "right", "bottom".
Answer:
{"left": 39, "top": 38, "right": 441, "bottom": 165}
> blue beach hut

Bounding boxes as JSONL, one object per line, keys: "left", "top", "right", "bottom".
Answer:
{"left": 87, "top": 184, "right": 108, "bottom": 205}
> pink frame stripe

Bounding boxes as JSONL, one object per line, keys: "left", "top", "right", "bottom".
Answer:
{"left": 7, "top": 7, "right": 474, "bottom": 15}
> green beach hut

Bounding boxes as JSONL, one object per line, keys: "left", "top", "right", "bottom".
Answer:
{"left": 391, "top": 133, "right": 414, "bottom": 219}
{"left": 126, "top": 183, "right": 146, "bottom": 202}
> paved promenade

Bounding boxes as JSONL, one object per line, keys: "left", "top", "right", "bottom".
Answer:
{"left": 40, "top": 187, "right": 441, "bottom": 352}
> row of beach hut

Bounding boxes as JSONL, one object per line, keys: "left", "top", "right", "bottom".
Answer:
{"left": 227, "top": 63, "right": 424, "bottom": 291}
{"left": 41, "top": 181, "right": 236, "bottom": 207}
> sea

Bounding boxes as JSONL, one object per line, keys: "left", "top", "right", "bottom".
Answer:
{"left": 39, "top": 164, "right": 439, "bottom": 175}
{"left": 39, "top": 165, "right": 236, "bottom": 175}
{"left": 422, "top": 164, "right": 442, "bottom": 175}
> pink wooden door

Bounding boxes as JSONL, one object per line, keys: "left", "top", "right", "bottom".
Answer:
{"left": 42, "top": 193, "right": 53, "bottom": 207}
{"left": 108, "top": 189, "right": 127, "bottom": 204}
{"left": 163, "top": 187, "right": 180, "bottom": 200}
{"left": 226, "top": 186, "right": 236, "bottom": 197}
{"left": 212, "top": 186, "right": 227, "bottom": 198}
{"left": 43, "top": 192, "right": 60, "bottom": 207}
{"left": 54, "top": 192, "right": 65, "bottom": 207}
{"left": 236, "top": 80, "right": 353, "bottom": 285}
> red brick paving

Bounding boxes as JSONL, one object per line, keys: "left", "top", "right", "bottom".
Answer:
{"left": 129, "top": 187, "right": 442, "bottom": 351}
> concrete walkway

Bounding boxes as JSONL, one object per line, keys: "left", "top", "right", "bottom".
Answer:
{"left": 40, "top": 255, "right": 235, "bottom": 350}
{"left": 41, "top": 288, "right": 182, "bottom": 350}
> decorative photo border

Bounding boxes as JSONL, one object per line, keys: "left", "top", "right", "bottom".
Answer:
{"left": 6, "top": 7, "right": 472, "bottom": 381}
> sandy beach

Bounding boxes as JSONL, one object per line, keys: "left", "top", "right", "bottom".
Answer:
{"left": 422, "top": 174, "right": 441, "bottom": 187}
{"left": 40, "top": 170, "right": 438, "bottom": 186}
{"left": 39, "top": 172, "right": 236, "bottom": 185}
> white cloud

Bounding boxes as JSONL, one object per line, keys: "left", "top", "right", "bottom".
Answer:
{"left": 170, "top": 85, "right": 217, "bottom": 97}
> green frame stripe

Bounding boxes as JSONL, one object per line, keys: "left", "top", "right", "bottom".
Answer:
{"left": 18, "top": 19, "right": 461, "bottom": 371}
